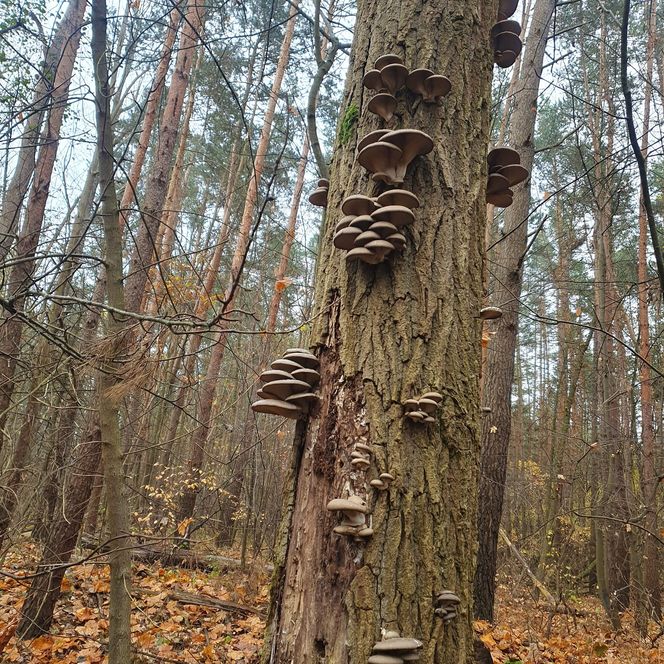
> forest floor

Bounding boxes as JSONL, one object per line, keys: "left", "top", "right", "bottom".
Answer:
{"left": 0, "top": 542, "right": 663, "bottom": 663}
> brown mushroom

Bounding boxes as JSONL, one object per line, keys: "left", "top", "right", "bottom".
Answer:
{"left": 335, "top": 215, "right": 355, "bottom": 233}
{"left": 262, "top": 378, "right": 311, "bottom": 400}
{"left": 493, "top": 28, "right": 523, "bottom": 68}
{"left": 368, "top": 93, "right": 398, "bottom": 122}
{"left": 357, "top": 140, "right": 403, "bottom": 184}
{"left": 480, "top": 306, "right": 503, "bottom": 320}
{"left": 270, "top": 358, "right": 304, "bottom": 373}
{"left": 357, "top": 129, "right": 391, "bottom": 153}
{"left": 308, "top": 178, "right": 329, "bottom": 207}
{"left": 291, "top": 367, "right": 320, "bottom": 386}
{"left": 498, "top": 0, "right": 518, "bottom": 20}
{"left": 342, "top": 194, "right": 377, "bottom": 216}
{"left": 285, "top": 392, "right": 320, "bottom": 409}
{"left": 375, "top": 189, "right": 420, "bottom": 209}
{"left": 283, "top": 351, "right": 319, "bottom": 368}
{"left": 334, "top": 226, "right": 363, "bottom": 250}
{"left": 497, "top": 163, "right": 529, "bottom": 186}
{"left": 259, "top": 368, "right": 293, "bottom": 383}
{"left": 379, "top": 63, "right": 409, "bottom": 95}
{"left": 251, "top": 398, "right": 300, "bottom": 418}
{"left": 348, "top": 214, "right": 375, "bottom": 231}
{"left": 372, "top": 204, "right": 416, "bottom": 227}
{"left": 406, "top": 68, "right": 452, "bottom": 103}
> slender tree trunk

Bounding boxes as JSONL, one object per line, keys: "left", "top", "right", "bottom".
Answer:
{"left": 264, "top": 0, "right": 494, "bottom": 660}
{"left": 473, "top": 0, "right": 556, "bottom": 622}
{"left": 177, "top": 2, "right": 299, "bottom": 524}
{"left": 0, "top": 0, "right": 87, "bottom": 455}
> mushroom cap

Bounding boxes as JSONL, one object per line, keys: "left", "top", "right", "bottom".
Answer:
{"left": 351, "top": 458, "right": 371, "bottom": 469}
{"left": 422, "top": 74, "right": 452, "bottom": 101}
{"left": 379, "top": 472, "right": 395, "bottom": 481}
{"left": 355, "top": 527, "right": 374, "bottom": 537}
{"left": 498, "top": 163, "right": 529, "bottom": 186}
{"left": 403, "top": 398, "right": 420, "bottom": 410}
{"left": 327, "top": 496, "right": 369, "bottom": 513}
{"left": 495, "top": 49, "right": 519, "bottom": 68}
{"left": 481, "top": 406, "right": 492, "bottom": 413}
{"left": 370, "top": 479, "right": 387, "bottom": 489}
{"left": 480, "top": 306, "right": 503, "bottom": 320}
{"left": 351, "top": 450, "right": 370, "bottom": 459}
{"left": 346, "top": 246, "right": 377, "bottom": 263}
{"left": 285, "top": 392, "right": 320, "bottom": 408}
{"left": 357, "top": 129, "right": 391, "bottom": 153}
{"left": 342, "top": 194, "right": 377, "bottom": 216}
{"left": 406, "top": 410, "right": 425, "bottom": 421}
{"left": 487, "top": 189, "right": 514, "bottom": 208}
{"left": 370, "top": 220, "right": 400, "bottom": 237}
{"left": 373, "top": 637, "right": 423, "bottom": 652}
{"left": 357, "top": 141, "right": 403, "bottom": 180}
{"left": 488, "top": 147, "right": 521, "bottom": 168}
{"left": 251, "top": 398, "right": 300, "bottom": 418}
{"left": 259, "top": 369, "right": 294, "bottom": 383}
{"left": 436, "top": 590, "right": 461, "bottom": 604}
{"left": 383, "top": 129, "right": 434, "bottom": 164}
{"left": 418, "top": 397, "right": 439, "bottom": 414}
{"left": 335, "top": 215, "right": 355, "bottom": 233}
{"left": 406, "top": 68, "right": 434, "bottom": 94}
{"left": 262, "top": 378, "right": 311, "bottom": 400}
{"left": 368, "top": 93, "right": 398, "bottom": 122}
{"left": 355, "top": 442, "right": 372, "bottom": 453}
{"left": 308, "top": 187, "right": 328, "bottom": 207}
{"left": 365, "top": 239, "right": 396, "bottom": 253}
{"left": 491, "top": 19, "right": 522, "bottom": 38}
{"left": 368, "top": 656, "right": 403, "bottom": 664}
{"left": 333, "top": 524, "right": 361, "bottom": 536}
{"left": 355, "top": 230, "right": 383, "bottom": 246}
{"left": 386, "top": 232, "right": 407, "bottom": 249}
{"left": 334, "top": 226, "right": 363, "bottom": 250}
{"left": 493, "top": 30, "right": 522, "bottom": 55}
{"left": 372, "top": 204, "right": 416, "bottom": 227}
{"left": 498, "top": 0, "right": 518, "bottom": 19}
{"left": 271, "top": 358, "right": 304, "bottom": 372}
{"left": 285, "top": 347, "right": 311, "bottom": 354}
{"left": 375, "top": 53, "right": 404, "bottom": 69}
{"left": 349, "top": 214, "right": 375, "bottom": 231}
{"left": 421, "top": 391, "right": 443, "bottom": 402}
{"left": 283, "top": 351, "right": 319, "bottom": 369}
{"left": 291, "top": 367, "right": 320, "bottom": 386}
{"left": 380, "top": 63, "right": 408, "bottom": 95}
{"left": 317, "top": 179, "right": 329, "bottom": 188}
{"left": 487, "top": 172, "right": 510, "bottom": 195}
{"left": 375, "top": 189, "right": 420, "bottom": 209}
{"left": 363, "top": 68, "right": 384, "bottom": 91}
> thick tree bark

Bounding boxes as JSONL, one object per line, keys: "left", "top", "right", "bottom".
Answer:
{"left": 264, "top": 1, "right": 494, "bottom": 661}
{"left": 473, "top": 0, "right": 556, "bottom": 623}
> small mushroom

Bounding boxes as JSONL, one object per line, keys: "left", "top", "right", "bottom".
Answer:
{"left": 355, "top": 442, "right": 373, "bottom": 454}
{"left": 283, "top": 350, "right": 319, "bottom": 369}
{"left": 498, "top": 0, "right": 519, "bottom": 20}
{"left": 480, "top": 306, "right": 503, "bottom": 320}
{"left": 363, "top": 54, "right": 409, "bottom": 95}
{"left": 368, "top": 93, "right": 398, "bottom": 122}
{"left": 327, "top": 495, "right": 371, "bottom": 539}
{"left": 403, "top": 392, "right": 442, "bottom": 423}
{"left": 308, "top": 178, "right": 329, "bottom": 207}
{"left": 251, "top": 398, "right": 300, "bottom": 419}
{"left": 375, "top": 189, "right": 420, "bottom": 209}
{"left": 342, "top": 194, "right": 378, "bottom": 216}
{"left": 371, "top": 204, "right": 416, "bottom": 228}
{"left": 434, "top": 590, "right": 461, "bottom": 622}
{"left": 262, "top": 378, "right": 311, "bottom": 400}
{"left": 371, "top": 472, "right": 395, "bottom": 491}
{"left": 371, "top": 634, "right": 424, "bottom": 662}
{"left": 481, "top": 406, "right": 492, "bottom": 414}
{"left": 406, "top": 68, "right": 452, "bottom": 103}
{"left": 486, "top": 147, "right": 528, "bottom": 208}
{"left": 291, "top": 367, "right": 321, "bottom": 386}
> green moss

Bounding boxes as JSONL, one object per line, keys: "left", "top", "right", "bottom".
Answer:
{"left": 338, "top": 102, "right": 359, "bottom": 145}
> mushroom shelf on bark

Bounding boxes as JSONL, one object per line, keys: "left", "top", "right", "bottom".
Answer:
{"left": 434, "top": 590, "right": 461, "bottom": 622}
{"left": 486, "top": 147, "right": 528, "bottom": 207}
{"left": 369, "top": 634, "right": 424, "bottom": 663}
{"left": 491, "top": 1, "right": 522, "bottom": 68}
{"left": 403, "top": 391, "right": 443, "bottom": 423}
{"left": 363, "top": 53, "right": 409, "bottom": 95}
{"left": 357, "top": 129, "right": 434, "bottom": 185}
{"left": 251, "top": 348, "right": 320, "bottom": 418}
{"left": 370, "top": 471, "right": 395, "bottom": 491}
{"left": 326, "top": 495, "right": 373, "bottom": 540}
{"left": 308, "top": 178, "right": 329, "bottom": 207}
{"left": 480, "top": 306, "right": 503, "bottom": 320}
{"left": 406, "top": 68, "right": 452, "bottom": 103}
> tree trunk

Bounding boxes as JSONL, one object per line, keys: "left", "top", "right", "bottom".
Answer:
{"left": 264, "top": 1, "right": 494, "bottom": 661}
{"left": 473, "top": 0, "right": 556, "bottom": 622}
{"left": 0, "top": 0, "right": 87, "bottom": 454}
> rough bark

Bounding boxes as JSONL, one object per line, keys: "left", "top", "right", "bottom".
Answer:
{"left": 264, "top": 0, "right": 494, "bottom": 661}
{"left": 473, "top": 0, "right": 556, "bottom": 622}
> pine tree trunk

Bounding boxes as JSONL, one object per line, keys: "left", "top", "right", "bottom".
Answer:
{"left": 473, "top": 0, "right": 556, "bottom": 622}
{"left": 264, "top": 1, "right": 494, "bottom": 661}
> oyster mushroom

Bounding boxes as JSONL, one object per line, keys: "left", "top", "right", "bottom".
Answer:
{"left": 308, "top": 178, "right": 329, "bottom": 207}
{"left": 498, "top": 0, "right": 518, "bottom": 20}
{"left": 251, "top": 398, "right": 300, "bottom": 418}
{"left": 406, "top": 68, "right": 452, "bottom": 103}
{"left": 363, "top": 54, "right": 409, "bottom": 95}
{"left": 480, "top": 306, "right": 503, "bottom": 320}
{"left": 368, "top": 93, "right": 398, "bottom": 122}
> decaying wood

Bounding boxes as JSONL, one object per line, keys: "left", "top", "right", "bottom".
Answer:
{"left": 168, "top": 590, "right": 266, "bottom": 617}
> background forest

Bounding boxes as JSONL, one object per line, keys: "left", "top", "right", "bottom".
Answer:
{"left": 0, "top": 0, "right": 663, "bottom": 661}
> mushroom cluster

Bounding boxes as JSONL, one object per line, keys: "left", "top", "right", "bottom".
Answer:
{"left": 251, "top": 348, "right": 320, "bottom": 419}
{"left": 434, "top": 590, "right": 461, "bottom": 622}
{"left": 357, "top": 129, "right": 434, "bottom": 185}
{"left": 486, "top": 147, "right": 529, "bottom": 208}
{"left": 370, "top": 472, "right": 394, "bottom": 491}
{"left": 351, "top": 441, "right": 373, "bottom": 471}
{"left": 308, "top": 178, "right": 329, "bottom": 207}
{"left": 403, "top": 391, "right": 443, "bottom": 423}
{"left": 492, "top": 1, "right": 522, "bottom": 68}
{"left": 326, "top": 495, "right": 373, "bottom": 540}
{"left": 363, "top": 54, "right": 408, "bottom": 122}
{"left": 333, "top": 190, "right": 420, "bottom": 264}
{"left": 369, "top": 633, "right": 423, "bottom": 663}
{"left": 406, "top": 68, "right": 451, "bottom": 103}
